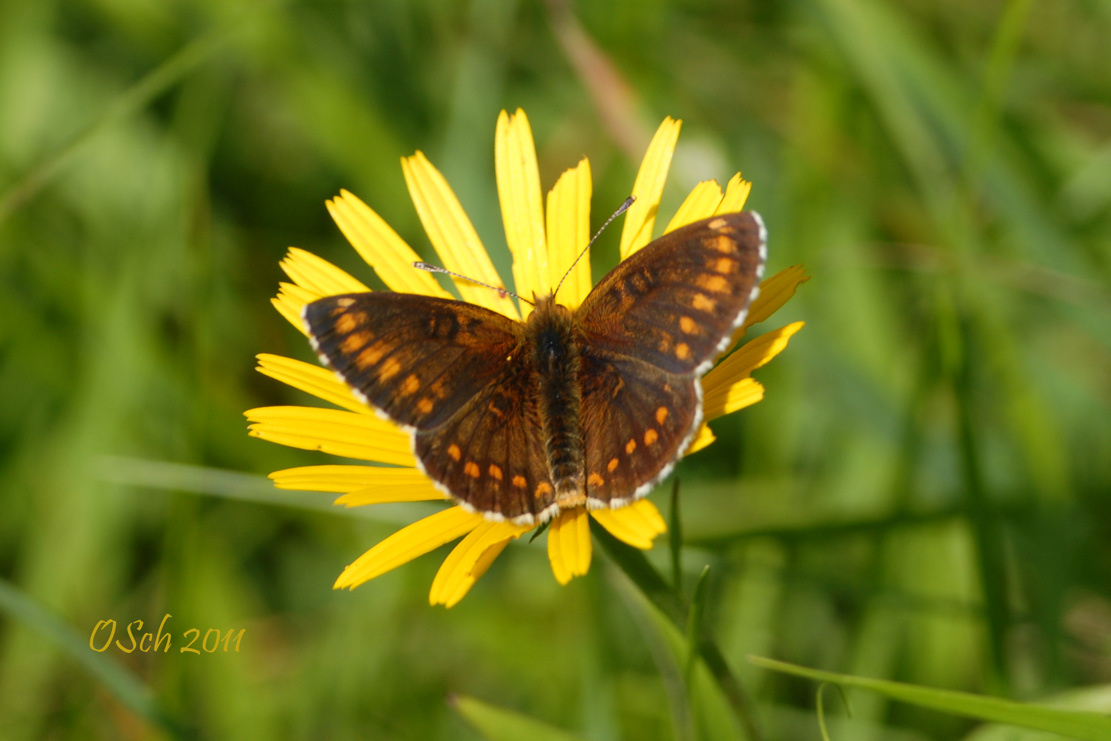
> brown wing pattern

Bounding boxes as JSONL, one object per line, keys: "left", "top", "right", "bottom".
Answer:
{"left": 573, "top": 212, "right": 766, "bottom": 505}
{"left": 304, "top": 291, "right": 557, "bottom": 523}
{"left": 303, "top": 293, "right": 522, "bottom": 431}
{"left": 576, "top": 212, "right": 765, "bottom": 375}
{"left": 413, "top": 354, "right": 558, "bottom": 523}
{"left": 578, "top": 348, "right": 700, "bottom": 506}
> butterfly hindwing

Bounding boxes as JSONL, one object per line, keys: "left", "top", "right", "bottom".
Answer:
{"left": 575, "top": 212, "right": 766, "bottom": 375}
{"left": 303, "top": 293, "right": 522, "bottom": 430}
{"left": 578, "top": 347, "right": 700, "bottom": 506}
{"left": 413, "top": 355, "right": 559, "bottom": 523}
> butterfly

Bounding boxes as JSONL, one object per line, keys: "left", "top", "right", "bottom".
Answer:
{"left": 303, "top": 212, "right": 767, "bottom": 526}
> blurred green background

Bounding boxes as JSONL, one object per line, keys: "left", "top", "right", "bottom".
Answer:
{"left": 2, "top": 0, "right": 1110, "bottom": 739}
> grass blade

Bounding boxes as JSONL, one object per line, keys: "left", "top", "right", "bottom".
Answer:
{"left": 749, "top": 656, "right": 1111, "bottom": 740}
{"left": 0, "top": 578, "right": 188, "bottom": 739}
{"left": 451, "top": 695, "right": 588, "bottom": 741}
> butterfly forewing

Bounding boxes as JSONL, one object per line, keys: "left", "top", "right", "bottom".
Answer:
{"left": 575, "top": 212, "right": 765, "bottom": 375}
{"left": 303, "top": 293, "right": 522, "bottom": 430}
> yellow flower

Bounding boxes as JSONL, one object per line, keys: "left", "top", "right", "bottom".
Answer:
{"left": 246, "top": 110, "right": 807, "bottom": 607}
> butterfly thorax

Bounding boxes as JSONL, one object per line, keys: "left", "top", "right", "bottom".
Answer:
{"left": 526, "top": 296, "right": 586, "bottom": 508}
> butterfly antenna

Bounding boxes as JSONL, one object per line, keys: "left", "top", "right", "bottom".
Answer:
{"left": 553, "top": 195, "right": 636, "bottom": 300}
{"left": 412, "top": 262, "right": 534, "bottom": 307}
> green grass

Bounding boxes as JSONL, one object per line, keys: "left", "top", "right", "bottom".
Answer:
{"left": 1, "top": 0, "right": 1109, "bottom": 739}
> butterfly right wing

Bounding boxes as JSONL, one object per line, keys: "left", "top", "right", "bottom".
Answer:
{"left": 304, "top": 292, "right": 558, "bottom": 523}
{"left": 575, "top": 213, "right": 765, "bottom": 376}
{"left": 573, "top": 213, "right": 766, "bottom": 506}
{"left": 577, "top": 346, "right": 701, "bottom": 508}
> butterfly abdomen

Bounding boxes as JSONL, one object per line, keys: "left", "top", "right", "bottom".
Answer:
{"left": 527, "top": 299, "right": 586, "bottom": 505}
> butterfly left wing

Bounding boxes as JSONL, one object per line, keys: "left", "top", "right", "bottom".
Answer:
{"left": 573, "top": 212, "right": 766, "bottom": 506}
{"left": 304, "top": 292, "right": 561, "bottom": 523}
{"left": 411, "top": 355, "right": 561, "bottom": 523}
{"left": 303, "top": 293, "right": 523, "bottom": 431}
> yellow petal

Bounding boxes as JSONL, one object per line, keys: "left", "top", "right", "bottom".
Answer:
{"left": 280, "top": 247, "right": 370, "bottom": 297}
{"left": 664, "top": 180, "right": 723, "bottom": 233}
{"left": 245, "top": 406, "right": 415, "bottom": 466}
{"left": 714, "top": 173, "right": 752, "bottom": 214}
{"left": 702, "top": 322, "right": 804, "bottom": 420}
{"left": 721, "top": 265, "right": 809, "bottom": 354}
{"left": 334, "top": 506, "right": 485, "bottom": 590}
{"left": 702, "top": 378, "right": 765, "bottom": 421}
{"left": 685, "top": 423, "right": 716, "bottom": 454}
{"left": 707, "top": 321, "right": 804, "bottom": 389}
{"left": 744, "top": 265, "right": 810, "bottom": 330}
{"left": 326, "top": 190, "right": 451, "bottom": 298}
{"left": 438, "top": 540, "right": 514, "bottom": 608}
{"left": 590, "top": 499, "right": 666, "bottom": 549}
{"left": 496, "top": 109, "right": 549, "bottom": 313}
{"left": 546, "top": 507, "right": 592, "bottom": 585}
{"left": 467, "top": 539, "right": 512, "bottom": 585}
{"left": 401, "top": 151, "right": 519, "bottom": 319}
{"left": 429, "top": 520, "right": 531, "bottom": 607}
{"left": 337, "top": 481, "right": 446, "bottom": 507}
{"left": 619, "top": 117, "right": 682, "bottom": 259}
{"left": 269, "top": 464, "right": 446, "bottom": 505}
{"left": 545, "top": 158, "right": 592, "bottom": 308}
{"left": 256, "top": 354, "right": 367, "bottom": 414}
{"left": 272, "top": 288, "right": 312, "bottom": 335}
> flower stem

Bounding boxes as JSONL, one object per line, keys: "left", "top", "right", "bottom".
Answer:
{"left": 592, "top": 520, "right": 764, "bottom": 741}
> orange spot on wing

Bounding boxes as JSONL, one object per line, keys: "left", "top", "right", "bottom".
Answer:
{"left": 587, "top": 473, "right": 605, "bottom": 487}
{"left": 447, "top": 444, "right": 462, "bottom": 461}
{"left": 417, "top": 398, "right": 434, "bottom": 414}
{"left": 714, "top": 234, "right": 735, "bottom": 253}
{"left": 342, "top": 331, "right": 373, "bottom": 356}
{"left": 656, "top": 406, "right": 669, "bottom": 424}
{"left": 488, "top": 464, "right": 503, "bottom": 480}
{"left": 380, "top": 357, "right": 402, "bottom": 380}
{"left": 692, "top": 293, "right": 715, "bottom": 312}
{"left": 708, "top": 217, "right": 728, "bottom": 231}
{"left": 356, "top": 342, "right": 388, "bottom": 368}
{"left": 679, "top": 316, "right": 698, "bottom": 334}
{"left": 512, "top": 475, "right": 527, "bottom": 488}
{"left": 644, "top": 428, "right": 659, "bottom": 445}
{"left": 535, "top": 482, "right": 553, "bottom": 498}
{"left": 714, "top": 257, "right": 736, "bottom": 274}
{"left": 625, "top": 439, "right": 637, "bottom": 454}
{"left": 607, "top": 457, "right": 620, "bottom": 472}
{"left": 335, "top": 312, "right": 361, "bottom": 335}
{"left": 400, "top": 374, "right": 420, "bottom": 396}
{"left": 464, "top": 462, "right": 481, "bottom": 478}
{"left": 697, "top": 274, "right": 729, "bottom": 292}
{"left": 675, "top": 343, "right": 690, "bottom": 360}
